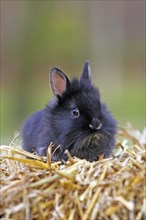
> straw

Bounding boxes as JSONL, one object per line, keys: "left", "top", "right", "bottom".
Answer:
{"left": 0, "top": 125, "right": 145, "bottom": 219}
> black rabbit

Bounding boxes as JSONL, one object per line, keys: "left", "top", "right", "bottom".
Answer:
{"left": 22, "top": 61, "right": 117, "bottom": 162}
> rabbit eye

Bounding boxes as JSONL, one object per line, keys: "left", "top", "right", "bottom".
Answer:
{"left": 71, "top": 108, "right": 80, "bottom": 118}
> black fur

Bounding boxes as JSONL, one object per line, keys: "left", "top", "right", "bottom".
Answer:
{"left": 22, "top": 61, "right": 117, "bottom": 162}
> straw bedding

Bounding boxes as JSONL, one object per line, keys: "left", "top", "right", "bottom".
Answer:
{"left": 0, "top": 125, "right": 145, "bottom": 220}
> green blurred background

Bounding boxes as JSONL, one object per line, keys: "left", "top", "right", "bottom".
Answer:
{"left": 1, "top": 1, "right": 145, "bottom": 144}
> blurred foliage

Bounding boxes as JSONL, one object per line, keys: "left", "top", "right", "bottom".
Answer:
{"left": 1, "top": 1, "right": 145, "bottom": 144}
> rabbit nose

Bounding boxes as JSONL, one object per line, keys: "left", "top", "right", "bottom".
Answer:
{"left": 89, "top": 118, "right": 102, "bottom": 131}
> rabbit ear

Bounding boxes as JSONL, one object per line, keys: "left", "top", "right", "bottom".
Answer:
{"left": 80, "top": 61, "right": 92, "bottom": 82}
{"left": 50, "top": 67, "right": 70, "bottom": 96}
